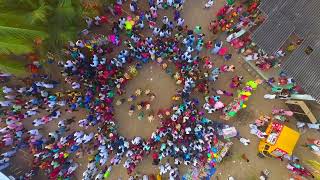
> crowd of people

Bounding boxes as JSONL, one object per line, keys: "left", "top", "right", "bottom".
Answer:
{"left": 0, "top": 0, "right": 230, "bottom": 179}
{"left": 1, "top": 0, "right": 240, "bottom": 179}
{"left": 2, "top": 0, "right": 316, "bottom": 180}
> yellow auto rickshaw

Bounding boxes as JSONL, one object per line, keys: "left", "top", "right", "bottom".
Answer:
{"left": 258, "top": 121, "right": 300, "bottom": 158}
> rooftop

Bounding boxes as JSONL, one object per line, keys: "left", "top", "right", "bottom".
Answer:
{"left": 252, "top": 0, "right": 320, "bottom": 102}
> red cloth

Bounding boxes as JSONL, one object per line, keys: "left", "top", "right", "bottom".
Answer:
{"left": 218, "top": 47, "right": 228, "bottom": 56}
{"left": 100, "top": 16, "right": 108, "bottom": 23}
{"left": 152, "top": 153, "right": 159, "bottom": 160}
{"left": 208, "top": 98, "right": 215, "bottom": 105}
{"left": 114, "top": 4, "right": 122, "bottom": 15}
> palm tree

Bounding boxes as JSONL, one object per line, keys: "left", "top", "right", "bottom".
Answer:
{"left": 0, "top": 0, "right": 84, "bottom": 75}
{"left": 306, "top": 160, "right": 320, "bottom": 179}
{"left": 44, "top": 0, "right": 83, "bottom": 52}
{"left": 0, "top": 0, "right": 48, "bottom": 55}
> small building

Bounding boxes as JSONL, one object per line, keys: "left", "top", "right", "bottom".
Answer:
{"left": 252, "top": 0, "right": 320, "bottom": 102}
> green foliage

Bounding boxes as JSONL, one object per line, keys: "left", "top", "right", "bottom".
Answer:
{"left": 0, "top": 26, "right": 48, "bottom": 41}
{"left": 26, "top": 2, "right": 52, "bottom": 25}
{"left": 0, "top": 0, "right": 85, "bottom": 75}
{"left": 0, "top": 57, "right": 27, "bottom": 76}
{"left": 0, "top": 41, "right": 33, "bottom": 55}
{"left": 44, "top": 0, "right": 83, "bottom": 52}
{"left": 0, "top": 26, "right": 48, "bottom": 55}
{"left": 0, "top": 0, "right": 84, "bottom": 55}
{"left": 306, "top": 160, "right": 320, "bottom": 180}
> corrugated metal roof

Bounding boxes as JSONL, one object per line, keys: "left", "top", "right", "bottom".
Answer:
{"left": 259, "top": 0, "right": 285, "bottom": 15}
{"left": 255, "top": 0, "right": 320, "bottom": 101}
{"left": 252, "top": 12, "right": 295, "bottom": 54}
{"left": 282, "top": 36, "right": 320, "bottom": 102}
{"left": 299, "top": 1, "right": 320, "bottom": 36}
{"left": 256, "top": 0, "right": 320, "bottom": 47}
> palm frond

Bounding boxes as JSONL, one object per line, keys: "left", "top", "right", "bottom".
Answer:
{"left": 26, "top": 3, "right": 51, "bottom": 25}
{"left": 306, "top": 160, "right": 320, "bottom": 179}
{"left": 0, "top": 0, "right": 38, "bottom": 10}
{"left": 0, "top": 26, "right": 48, "bottom": 41}
{"left": 0, "top": 41, "right": 33, "bottom": 55}
{"left": 45, "top": 26, "right": 77, "bottom": 51}
{"left": 0, "top": 0, "right": 83, "bottom": 54}
{"left": 54, "top": 0, "right": 77, "bottom": 26}
{"left": 0, "top": 56, "right": 27, "bottom": 76}
{"left": 0, "top": 11, "right": 30, "bottom": 27}
{"left": 17, "top": 0, "right": 38, "bottom": 9}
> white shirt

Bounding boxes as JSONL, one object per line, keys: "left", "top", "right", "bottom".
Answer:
{"left": 2, "top": 86, "right": 13, "bottom": 94}
{"left": 28, "top": 129, "right": 39, "bottom": 136}
{"left": 126, "top": 150, "right": 133, "bottom": 157}
{"left": 2, "top": 149, "right": 17, "bottom": 157}
{"left": 240, "top": 138, "right": 250, "bottom": 146}
{"left": 58, "top": 120, "right": 65, "bottom": 127}
{"left": 177, "top": 18, "right": 184, "bottom": 26}
{"left": 130, "top": 4, "right": 135, "bottom": 12}
{"left": 41, "top": 90, "right": 48, "bottom": 97}
{"left": 0, "top": 128, "right": 9, "bottom": 134}
{"left": 0, "top": 73, "right": 11, "bottom": 77}
{"left": 4, "top": 95, "right": 15, "bottom": 100}
{"left": 60, "top": 137, "right": 67, "bottom": 144}
{"left": 0, "top": 101, "right": 12, "bottom": 107}
{"left": 67, "top": 163, "right": 78, "bottom": 174}
{"left": 74, "top": 131, "right": 84, "bottom": 139}
{"left": 153, "top": 28, "right": 160, "bottom": 36}
{"left": 43, "top": 83, "right": 54, "bottom": 89}
{"left": 49, "top": 132, "right": 58, "bottom": 139}
{"left": 99, "top": 156, "right": 107, "bottom": 165}
{"left": 51, "top": 111, "right": 61, "bottom": 119}
{"left": 33, "top": 119, "right": 45, "bottom": 126}
{"left": 132, "top": 137, "right": 142, "bottom": 145}
{"left": 17, "top": 87, "right": 26, "bottom": 94}
{"left": 76, "top": 40, "right": 84, "bottom": 48}
{"left": 185, "top": 127, "right": 192, "bottom": 134}
{"left": 57, "top": 100, "right": 66, "bottom": 106}
{"left": 64, "top": 60, "right": 73, "bottom": 68}
{"left": 83, "top": 133, "right": 94, "bottom": 143}
{"left": 159, "top": 31, "right": 165, "bottom": 37}
{"left": 95, "top": 172, "right": 103, "bottom": 180}
{"left": 162, "top": 16, "right": 169, "bottom": 24}
{"left": 72, "top": 82, "right": 80, "bottom": 89}
{"left": 159, "top": 165, "right": 167, "bottom": 175}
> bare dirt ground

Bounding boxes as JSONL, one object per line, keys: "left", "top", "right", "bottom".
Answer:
{"left": 114, "top": 63, "right": 177, "bottom": 139}
{"left": 3, "top": 0, "right": 319, "bottom": 180}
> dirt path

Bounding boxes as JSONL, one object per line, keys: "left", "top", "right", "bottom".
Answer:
{"left": 114, "top": 63, "right": 177, "bottom": 139}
